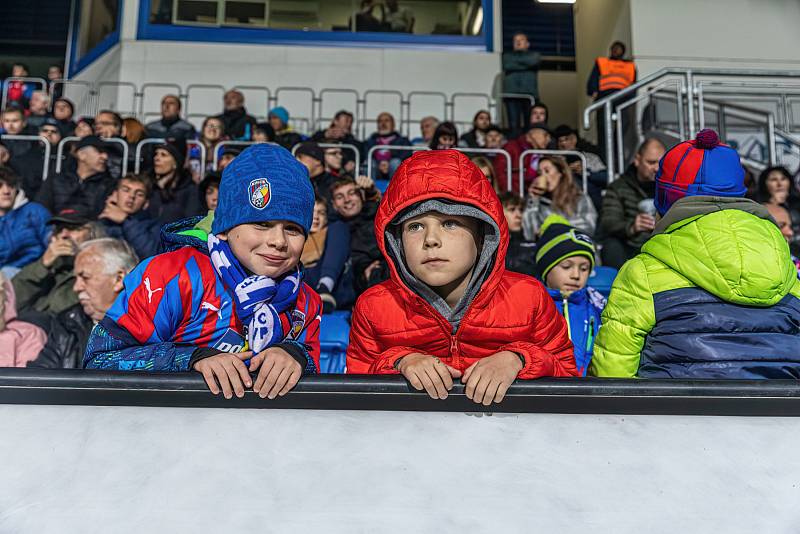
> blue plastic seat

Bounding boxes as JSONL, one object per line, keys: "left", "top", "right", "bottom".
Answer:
{"left": 588, "top": 266, "right": 619, "bottom": 298}
{"left": 318, "top": 311, "right": 351, "bottom": 373}
{"left": 374, "top": 179, "right": 390, "bottom": 193}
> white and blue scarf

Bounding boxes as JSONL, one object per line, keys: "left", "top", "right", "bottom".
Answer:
{"left": 208, "top": 234, "right": 303, "bottom": 353}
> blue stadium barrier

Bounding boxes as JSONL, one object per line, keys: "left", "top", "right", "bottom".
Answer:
{"left": 588, "top": 266, "right": 618, "bottom": 298}
{"left": 319, "top": 311, "right": 351, "bottom": 373}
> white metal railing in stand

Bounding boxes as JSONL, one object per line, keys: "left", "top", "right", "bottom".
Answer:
{"left": 583, "top": 67, "right": 800, "bottom": 180}
{"left": 0, "top": 135, "right": 51, "bottom": 181}
{"left": 366, "top": 144, "right": 430, "bottom": 180}
{"left": 291, "top": 142, "right": 361, "bottom": 181}
{"left": 211, "top": 140, "right": 261, "bottom": 170}
{"left": 518, "top": 149, "right": 589, "bottom": 198}
{"left": 452, "top": 147, "right": 513, "bottom": 192}
{"left": 54, "top": 136, "right": 128, "bottom": 176}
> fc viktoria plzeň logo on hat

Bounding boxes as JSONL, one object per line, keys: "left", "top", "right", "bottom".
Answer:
{"left": 249, "top": 178, "right": 271, "bottom": 209}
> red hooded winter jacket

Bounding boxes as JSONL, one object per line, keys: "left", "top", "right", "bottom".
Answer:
{"left": 346, "top": 150, "right": 577, "bottom": 378}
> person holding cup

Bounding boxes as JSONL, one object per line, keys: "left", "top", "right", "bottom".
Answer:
{"left": 521, "top": 156, "right": 597, "bottom": 240}
{"left": 596, "top": 138, "right": 666, "bottom": 269}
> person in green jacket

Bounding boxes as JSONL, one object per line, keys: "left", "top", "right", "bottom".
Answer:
{"left": 502, "top": 32, "right": 541, "bottom": 136}
{"left": 592, "top": 129, "right": 800, "bottom": 379}
{"left": 13, "top": 211, "right": 104, "bottom": 322}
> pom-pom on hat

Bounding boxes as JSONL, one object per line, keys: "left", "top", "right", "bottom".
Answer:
{"left": 211, "top": 144, "right": 314, "bottom": 236}
{"left": 654, "top": 129, "right": 745, "bottom": 215}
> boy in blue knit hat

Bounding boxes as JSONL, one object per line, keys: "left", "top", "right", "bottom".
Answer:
{"left": 84, "top": 144, "right": 322, "bottom": 399}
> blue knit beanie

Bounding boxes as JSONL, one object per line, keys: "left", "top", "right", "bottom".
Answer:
{"left": 268, "top": 106, "right": 289, "bottom": 126}
{"left": 211, "top": 144, "right": 314, "bottom": 235}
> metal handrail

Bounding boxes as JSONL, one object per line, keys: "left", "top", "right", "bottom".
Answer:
{"left": 55, "top": 136, "right": 79, "bottom": 174}
{"left": 518, "top": 149, "right": 589, "bottom": 198}
{"left": 211, "top": 140, "right": 258, "bottom": 170}
{"left": 54, "top": 135, "right": 128, "bottom": 176}
{"left": 134, "top": 138, "right": 165, "bottom": 174}
{"left": 360, "top": 89, "right": 405, "bottom": 140}
{"left": 452, "top": 147, "right": 513, "bottom": 191}
{"left": 292, "top": 142, "right": 361, "bottom": 181}
{"left": 583, "top": 67, "right": 800, "bottom": 179}
{"left": 0, "top": 135, "right": 51, "bottom": 181}
{"left": 102, "top": 137, "right": 130, "bottom": 177}
{"left": 365, "top": 144, "right": 430, "bottom": 179}
{"left": 316, "top": 89, "right": 360, "bottom": 137}
{"left": 404, "top": 91, "right": 448, "bottom": 138}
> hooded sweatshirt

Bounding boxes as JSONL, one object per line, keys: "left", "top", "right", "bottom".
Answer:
{"left": 0, "top": 274, "right": 47, "bottom": 367}
{"left": 592, "top": 196, "right": 800, "bottom": 378}
{"left": 346, "top": 150, "right": 577, "bottom": 378}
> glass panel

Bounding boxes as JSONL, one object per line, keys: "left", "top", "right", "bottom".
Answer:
{"left": 76, "top": 0, "right": 120, "bottom": 58}
{"left": 148, "top": 0, "right": 485, "bottom": 36}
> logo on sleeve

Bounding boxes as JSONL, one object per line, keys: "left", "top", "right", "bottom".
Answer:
{"left": 249, "top": 178, "right": 271, "bottom": 210}
{"left": 287, "top": 309, "right": 306, "bottom": 340}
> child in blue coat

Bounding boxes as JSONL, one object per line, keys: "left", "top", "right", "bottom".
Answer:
{"left": 535, "top": 216, "right": 605, "bottom": 376}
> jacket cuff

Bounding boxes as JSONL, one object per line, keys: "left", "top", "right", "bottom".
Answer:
{"left": 273, "top": 341, "right": 312, "bottom": 373}
{"left": 189, "top": 346, "right": 221, "bottom": 368}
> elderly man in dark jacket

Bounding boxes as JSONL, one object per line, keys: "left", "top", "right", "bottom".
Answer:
{"left": 28, "top": 238, "right": 137, "bottom": 369}
{"left": 36, "top": 136, "right": 115, "bottom": 218}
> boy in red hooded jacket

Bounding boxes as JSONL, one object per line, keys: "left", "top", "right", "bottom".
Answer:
{"left": 347, "top": 150, "right": 577, "bottom": 405}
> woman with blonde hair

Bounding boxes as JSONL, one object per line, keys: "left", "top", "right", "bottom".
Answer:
{"left": 471, "top": 155, "right": 501, "bottom": 193}
{"left": 522, "top": 155, "right": 596, "bottom": 240}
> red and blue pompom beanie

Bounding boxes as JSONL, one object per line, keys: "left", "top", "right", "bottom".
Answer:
{"left": 211, "top": 143, "right": 314, "bottom": 235}
{"left": 654, "top": 129, "right": 746, "bottom": 216}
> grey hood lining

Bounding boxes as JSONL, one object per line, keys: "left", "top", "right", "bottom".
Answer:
{"left": 385, "top": 199, "right": 500, "bottom": 331}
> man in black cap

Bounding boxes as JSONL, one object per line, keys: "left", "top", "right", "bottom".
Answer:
{"left": 36, "top": 135, "right": 115, "bottom": 218}
{"left": 12, "top": 209, "right": 105, "bottom": 321}
{"left": 295, "top": 141, "right": 338, "bottom": 205}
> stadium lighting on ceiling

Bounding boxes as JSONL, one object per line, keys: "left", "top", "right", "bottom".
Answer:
{"left": 536, "top": 0, "right": 576, "bottom": 3}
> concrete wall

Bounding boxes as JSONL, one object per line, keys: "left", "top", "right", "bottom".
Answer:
{"left": 3, "top": 404, "right": 800, "bottom": 532}
{"left": 572, "top": 0, "right": 631, "bottom": 141}
{"left": 630, "top": 0, "right": 800, "bottom": 76}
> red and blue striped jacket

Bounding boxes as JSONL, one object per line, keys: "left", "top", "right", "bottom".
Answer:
{"left": 83, "top": 224, "right": 321, "bottom": 373}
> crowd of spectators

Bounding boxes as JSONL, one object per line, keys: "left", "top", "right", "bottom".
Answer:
{"left": 2, "top": 57, "right": 799, "bottom": 392}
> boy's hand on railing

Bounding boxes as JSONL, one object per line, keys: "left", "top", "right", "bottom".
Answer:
{"left": 396, "top": 353, "right": 462, "bottom": 400}
{"left": 462, "top": 351, "right": 524, "bottom": 406}
{"left": 193, "top": 351, "right": 253, "bottom": 399}
{"left": 250, "top": 347, "right": 303, "bottom": 400}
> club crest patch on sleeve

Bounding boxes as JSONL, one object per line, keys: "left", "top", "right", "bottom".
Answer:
{"left": 289, "top": 309, "right": 306, "bottom": 340}
{"left": 249, "top": 178, "right": 271, "bottom": 209}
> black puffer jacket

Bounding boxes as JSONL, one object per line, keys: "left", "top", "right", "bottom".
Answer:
{"left": 27, "top": 304, "right": 93, "bottom": 369}
{"left": 35, "top": 169, "right": 115, "bottom": 218}
{"left": 214, "top": 108, "right": 257, "bottom": 140}
{"left": 147, "top": 170, "right": 203, "bottom": 226}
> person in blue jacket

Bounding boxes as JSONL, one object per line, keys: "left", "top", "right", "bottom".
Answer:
{"left": 0, "top": 167, "right": 50, "bottom": 279}
{"left": 535, "top": 216, "right": 605, "bottom": 376}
